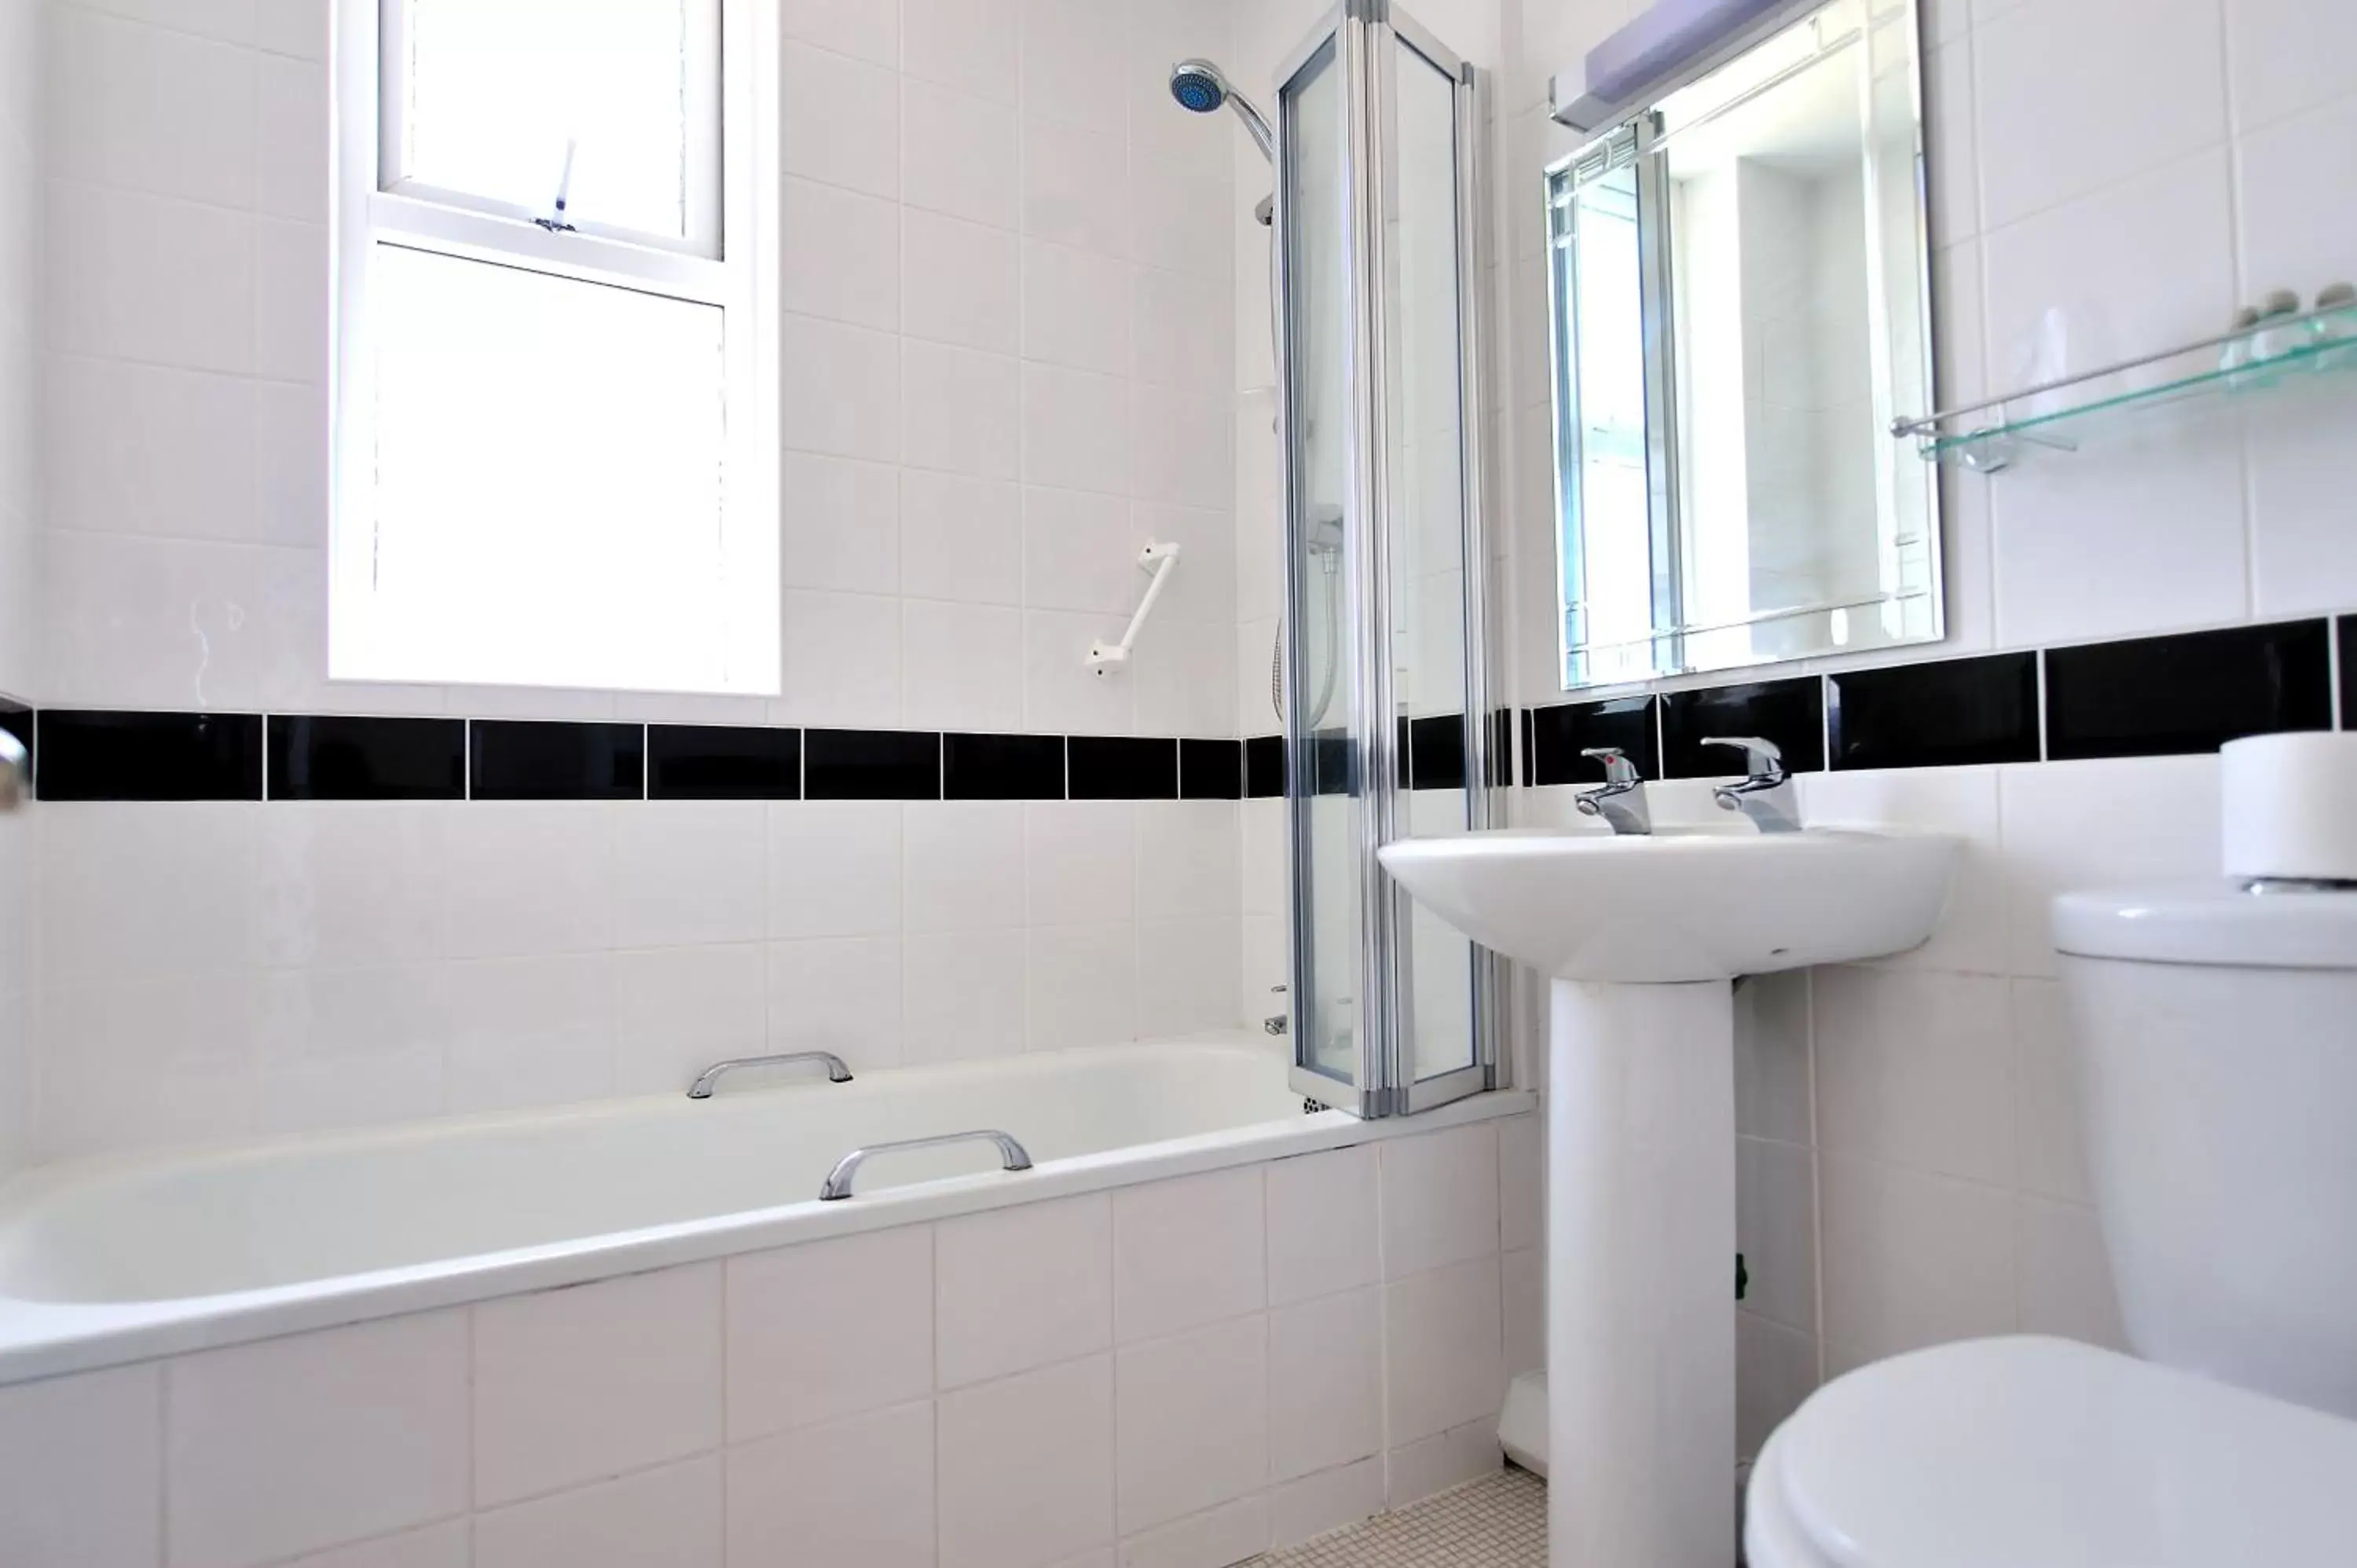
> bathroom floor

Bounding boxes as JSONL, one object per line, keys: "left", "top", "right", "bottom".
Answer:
{"left": 1251, "top": 1468, "right": 1546, "bottom": 1567}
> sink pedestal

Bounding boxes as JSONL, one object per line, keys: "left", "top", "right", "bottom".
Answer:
{"left": 1549, "top": 978, "right": 1736, "bottom": 1568}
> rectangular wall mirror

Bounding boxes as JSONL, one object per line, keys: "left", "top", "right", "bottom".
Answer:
{"left": 1546, "top": 0, "right": 1940, "bottom": 690}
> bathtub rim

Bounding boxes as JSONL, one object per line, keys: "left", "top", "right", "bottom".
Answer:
{"left": 0, "top": 1046, "right": 1532, "bottom": 1387}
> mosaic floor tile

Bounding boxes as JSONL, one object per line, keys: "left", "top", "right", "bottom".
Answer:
{"left": 1249, "top": 1467, "right": 1546, "bottom": 1567}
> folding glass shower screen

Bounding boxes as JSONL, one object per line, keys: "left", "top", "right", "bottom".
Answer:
{"left": 1278, "top": 2, "right": 1500, "bottom": 1118}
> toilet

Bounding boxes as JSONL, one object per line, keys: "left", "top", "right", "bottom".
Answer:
{"left": 1745, "top": 885, "right": 2357, "bottom": 1566}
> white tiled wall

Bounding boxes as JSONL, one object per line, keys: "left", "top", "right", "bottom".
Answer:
{"left": 1497, "top": 0, "right": 2357, "bottom": 1457}
{"left": 0, "top": 1115, "right": 1532, "bottom": 1568}
{"left": 22, "top": 0, "right": 1264, "bottom": 1160}
{"left": 31, "top": 795, "right": 1245, "bottom": 1161}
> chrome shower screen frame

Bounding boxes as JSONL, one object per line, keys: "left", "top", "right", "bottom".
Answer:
{"left": 1276, "top": 1, "right": 1502, "bottom": 1119}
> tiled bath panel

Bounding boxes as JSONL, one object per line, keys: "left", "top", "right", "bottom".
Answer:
{"left": 0, "top": 1116, "right": 1536, "bottom": 1568}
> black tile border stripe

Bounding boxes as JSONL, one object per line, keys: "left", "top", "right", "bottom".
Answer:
{"left": 40, "top": 711, "right": 263, "bottom": 802}
{"left": 20, "top": 617, "right": 2353, "bottom": 804}
{"left": 649, "top": 724, "right": 801, "bottom": 801}
{"left": 271, "top": 716, "right": 466, "bottom": 801}
{"left": 1526, "top": 614, "right": 2349, "bottom": 782}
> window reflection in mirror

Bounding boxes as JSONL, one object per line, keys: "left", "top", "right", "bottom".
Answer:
{"left": 1548, "top": 0, "right": 1940, "bottom": 691}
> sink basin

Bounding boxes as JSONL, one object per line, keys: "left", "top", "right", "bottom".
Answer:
{"left": 1379, "top": 824, "right": 1959, "bottom": 984}
{"left": 1380, "top": 820, "right": 1959, "bottom": 1568}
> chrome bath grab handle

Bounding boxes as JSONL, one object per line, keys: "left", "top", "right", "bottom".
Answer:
{"left": 687, "top": 1051, "right": 853, "bottom": 1099}
{"left": 819, "top": 1130, "right": 1035, "bottom": 1202}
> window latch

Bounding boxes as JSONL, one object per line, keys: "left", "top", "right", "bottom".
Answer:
{"left": 533, "top": 136, "right": 578, "bottom": 233}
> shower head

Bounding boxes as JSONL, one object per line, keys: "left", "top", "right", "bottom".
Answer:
{"left": 1168, "top": 58, "right": 1275, "bottom": 163}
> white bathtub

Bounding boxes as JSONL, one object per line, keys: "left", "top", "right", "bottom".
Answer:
{"left": 0, "top": 1035, "right": 1531, "bottom": 1384}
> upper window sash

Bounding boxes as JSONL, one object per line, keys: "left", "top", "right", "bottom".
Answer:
{"left": 375, "top": 0, "right": 725, "bottom": 262}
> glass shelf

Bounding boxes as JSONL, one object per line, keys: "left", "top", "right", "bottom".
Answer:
{"left": 1897, "top": 304, "right": 2357, "bottom": 471}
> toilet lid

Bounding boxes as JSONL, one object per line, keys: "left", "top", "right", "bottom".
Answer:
{"left": 1752, "top": 1335, "right": 2357, "bottom": 1567}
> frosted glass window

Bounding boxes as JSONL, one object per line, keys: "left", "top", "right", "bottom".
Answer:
{"left": 357, "top": 244, "right": 731, "bottom": 691}
{"left": 396, "top": 0, "right": 702, "bottom": 243}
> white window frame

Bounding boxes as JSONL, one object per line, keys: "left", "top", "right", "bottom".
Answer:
{"left": 331, "top": 0, "right": 781, "bottom": 695}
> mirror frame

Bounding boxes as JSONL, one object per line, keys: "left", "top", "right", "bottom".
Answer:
{"left": 1544, "top": 0, "right": 1943, "bottom": 693}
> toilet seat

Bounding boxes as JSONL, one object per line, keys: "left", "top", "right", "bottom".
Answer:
{"left": 1743, "top": 1335, "right": 2357, "bottom": 1567}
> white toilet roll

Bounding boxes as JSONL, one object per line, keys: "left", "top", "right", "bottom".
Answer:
{"left": 2221, "top": 731, "right": 2357, "bottom": 883}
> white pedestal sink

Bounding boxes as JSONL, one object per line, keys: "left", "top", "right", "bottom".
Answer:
{"left": 1380, "top": 825, "right": 1958, "bottom": 1568}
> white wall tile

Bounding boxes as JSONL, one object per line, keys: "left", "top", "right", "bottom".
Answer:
{"left": 783, "top": 316, "right": 904, "bottom": 463}
{"left": 610, "top": 803, "right": 768, "bottom": 950}
{"left": 905, "top": 0, "right": 1023, "bottom": 104}
{"left": 46, "top": 182, "right": 252, "bottom": 373}
{"left": 1497, "top": 1112, "right": 1543, "bottom": 1254}
{"left": 1382, "top": 1256, "right": 1505, "bottom": 1445}
{"left": 1026, "top": 800, "right": 1137, "bottom": 924}
{"left": 471, "top": 1265, "right": 724, "bottom": 1506}
{"left": 727, "top": 1403, "right": 936, "bottom": 1568}
{"left": 905, "top": 210, "right": 1022, "bottom": 355}
{"left": 1380, "top": 1122, "right": 1501, "bottom": 1280}
{"left": 2008, "top": 976, "right": 2095, "bottom": 1205}
{"left": 766, "top": 935, "right": 906, "bottom": 1069}
{"left": 2226, "top": 0, "right": 2357, "bottom": 131}
{"left": 1971, "top": 0, "right": 2227, "bottom": 231}
{"left": 1025, "top": 363, "right": 1134, "bottom": 496}
{"left": 728, "top": 1226, "right": 934, "bottom": 1441}
{"left": 1120, "top": 1497, "right": 1273, "bottom": 1568}
{"left": 937, "top": 1192, "right": 1115, "bottom": 1387}
{"left": 1021, "top": 0, "right": 1128, "bottom": 135}
{"left": 473, "top": 1455, "right": 722, "bottom": 1568}
{"left": 1115, "top": 1314, "right": 1270, "bottom": 1534}
{"left": 2015, "top": 1196, "right": 2128, "bottom": 1350}
{"left": 904, "top": 598, "right": 1025, "bottom": 730}
{"left": 613, "top": 943, "right": 767, "bottom": 1094}
{"left": 167, "top": 1313, "right": 468, "bottom": 1568}
{"left": 781, "top": 0, "right": 901, "bottom": 67}
{"left": 1502, "top": 1246, "right": 1544, "bottom": 1378}
{"left": 904, "top": 339, "right": 1022, "bottom": 482}
{"left": 905, "top": 800, "right": 1028, "bottom": 932}
{"left": 1135, "top": 800, "right": 1241, "bottom": 921}
{"left": 904, "top": 469, "right": 1025, "bottom": 604}
{"left": 782, "top": 40, "right": 901, "bottom": 197}
{"left": 777, "top": 590, "right": 906, "bottom": 725}
{"left": 440, "top": 953, "right": 614, "bottom": 1115}
{"left": 1820, "top": 1152, "right": 2015, "bottom": 1362}
{"left": 1268, "top": 1457, "right": 1386, "bottom": 1551}
{"left": 1269, "top": 1287, "right": 1382, "bottom": 1482}
{"left": 939, "top": 1354, "right": 1117, "bottom": 1568}
{"left": 1737, "top": 1135, "right": 1820, "bottom": 1337}
{"left": 1814, "top": 965, "right": 2014, "bottom": 1185}
{"left": 1736, "top": 1310, "right": 1820, "bottom": 1463}
{"left": 770, "top": 801, "right": 902, "bottom": 937}
{"left": 279, "top": 1524, "right": 469, "bottom": 1568}
{"left": 1267, "top": 1144, "right": 1381, "bottom": 1306}
{"left": 904, "top": 83, "right": 1021, "bottom": 229}
{"left": 1027, "top": 919, "right": 1140, "bottom": 1050}
{"left": 431, "top": 804, "right": 613, "bottom": 959}
{"left": 783, "top": 177, "right": 902, "bottom": 331}
{"left": 904, "top": 925, "right": 1028, "bottom": 1063}
{"left": 1022, "top": 118, "right": 1129, "bottom": 259}
{"left": 1025, "top": 238, "right": 1134, "bottom": 376}
{"left": 1136, "top": 916, "right": 1242, "bottom": 1036}
{"left": 0, "top": 1362, "right": 161, "bottom": 1568}
{"left": 1113, "top": 1166, "right": 1266, "bottom": 1343}
{"left": 1384, "top": 1420, "right": 1501, "bottom": 1508}
{"left": 783, "top": 451, "right": 902, "bottom": 595}
{"left": 1732, "top": 969, "right": 1813, "bottom": 1147}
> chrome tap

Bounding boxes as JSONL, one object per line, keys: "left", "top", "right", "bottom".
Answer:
{"left": 1574, "top": 747, "right": 1651, "bottom": 835}
{"left": 1703, "top": 736, "right": 1800, "bottom": 833}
